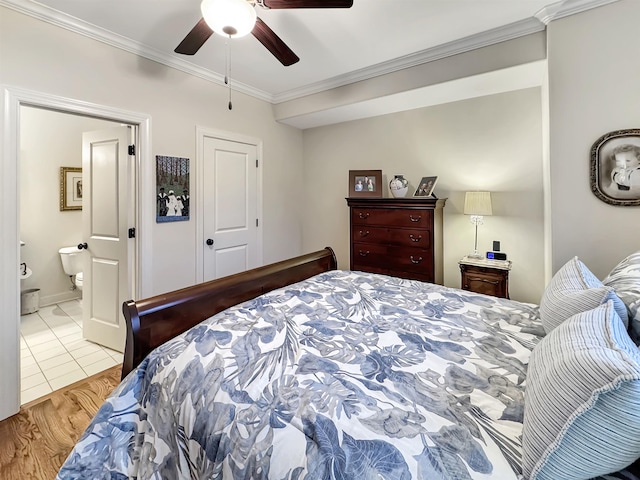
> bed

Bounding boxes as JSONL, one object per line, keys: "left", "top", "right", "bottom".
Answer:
{"left": 57, "top": 247, "right": 640, "bottom": 480}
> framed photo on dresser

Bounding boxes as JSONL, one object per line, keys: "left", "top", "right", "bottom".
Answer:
{"left": 349, "top": 170, "right": 382, "bottom": 198}
{"left": 414, "top": 176, "right": 438, "bottom": 197}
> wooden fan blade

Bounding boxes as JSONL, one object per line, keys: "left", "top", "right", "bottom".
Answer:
{"left": 252, "top": 18, "right": 299, "bottom": 66}
{"left": 175, "top": 18, "right": 214, "bottom": 55}
{"left": 262, "top": 0, "right": 353, "bottom": 8}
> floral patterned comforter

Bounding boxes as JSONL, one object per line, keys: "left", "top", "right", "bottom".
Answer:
{"left": 56, "top": 270, "right": 638, "bottom": 479}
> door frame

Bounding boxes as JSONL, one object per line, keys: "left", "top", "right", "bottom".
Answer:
{"left": 0, "top": 86, "right": 152, "bottom": 420}
{"left": 195, "top": 126, "right": 264, "bottom": 283}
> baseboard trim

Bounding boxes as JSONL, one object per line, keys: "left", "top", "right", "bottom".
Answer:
{"left": 37, "top": 291, "right": 82, "bottom": 307}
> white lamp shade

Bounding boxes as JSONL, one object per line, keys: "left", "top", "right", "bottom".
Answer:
{"left": 201, "top": 0, "right": 257, "bottom": 38}
{"left": 464, "top": 191, "right": 492, "bottom": 216}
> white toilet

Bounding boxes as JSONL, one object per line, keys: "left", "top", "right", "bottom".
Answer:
{"left": 58, "top": 246, "right": 83, "bottom": 291}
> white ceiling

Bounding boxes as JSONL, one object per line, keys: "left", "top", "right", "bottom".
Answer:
{"left": 3, "top": 0, "right": 613, "bottom": 104}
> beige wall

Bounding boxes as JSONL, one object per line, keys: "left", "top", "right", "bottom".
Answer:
{"left": 302, "top": 87, "right": 545, "bottom": 304}
{"left": 1, "top": 6, "right": 305, "bottom": 297}
{"left": 547, "top": 0, "right": 640, "bottom": 278}
{"left": 19, "top": 107, "right": 119, "bottom": 305}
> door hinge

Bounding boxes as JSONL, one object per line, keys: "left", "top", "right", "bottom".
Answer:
{"left": 128, "top": 144, "right": 135, "bottom": 155}
{"left": 256, "top": 218, "right": 259, "bottom": 227}
{"left": 128, "top": 227, "right": 136, "bottom": 238}
{"left": 256, "top": 159, "right": 258, "bottom": 168}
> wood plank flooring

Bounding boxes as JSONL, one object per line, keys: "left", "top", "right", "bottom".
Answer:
{"left": 0, "top": 364, "right": 121, "bottom": 480}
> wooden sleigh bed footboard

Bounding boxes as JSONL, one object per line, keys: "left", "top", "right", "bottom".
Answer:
{"left": 121, "top": 247, "right": 337, "bottom": 379}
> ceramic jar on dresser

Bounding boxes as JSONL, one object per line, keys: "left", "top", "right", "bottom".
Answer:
{"left": 346, "top": 197, "right": 446, "bottom": 283}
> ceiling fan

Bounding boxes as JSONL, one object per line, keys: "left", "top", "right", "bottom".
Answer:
{"left": 174, "top": 0, "right": 354, "bottom": 67}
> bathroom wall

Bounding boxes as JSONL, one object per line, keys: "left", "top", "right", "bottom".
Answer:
{"left": 19, "top": 106, "right": 120, "bottom": 307}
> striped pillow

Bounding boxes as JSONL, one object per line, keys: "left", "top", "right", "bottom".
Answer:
{"left": 603, "top": 251, "right": 640, "bottom": 344}
{"left": 539, "top": 256, "right": 628, "bottom": 333}
{"left": 522, "top": 301, "right": 640, "bottom": 480}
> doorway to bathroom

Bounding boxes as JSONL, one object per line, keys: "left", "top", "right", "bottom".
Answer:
{"left": 18, "top": 106, "right": 134, "bottom": 404}
{"left": 2, "top": 87, "right": 152, "bottom": 421}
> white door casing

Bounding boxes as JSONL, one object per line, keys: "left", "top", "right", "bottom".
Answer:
{"left": 1, "top": 86, "right": 151, "bottom": 421}
{"left": 196, "top": 128, "right": 263, "bottom": 282}
{"left": 81, "top": 126, "right": 133, "bottom": 352}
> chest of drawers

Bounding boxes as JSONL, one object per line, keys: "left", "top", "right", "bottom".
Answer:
{"left": 346, "top": 197, "right": 446, "bottom": 283}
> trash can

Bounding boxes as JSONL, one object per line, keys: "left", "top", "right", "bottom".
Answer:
{"left": 20, "top": 288, "right": 40, "bottom": 315}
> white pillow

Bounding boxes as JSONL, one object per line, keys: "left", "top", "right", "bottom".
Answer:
{"left": 539, "top": 256, "right": 628, "bottom": 333}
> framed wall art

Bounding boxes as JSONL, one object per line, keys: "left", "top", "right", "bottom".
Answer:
{"left": 60, "top": 167, "right": 82, "bottom": 211}
{"left": 413, "top": 176, "right": 438, "bottom": 197}
{"left": 348, "top": 170, "right": 382, "bottom": 198}
{"left": 590, "top": 129, "right": 640, "bottom": 206}
{"left": 156, "top": 155, "right": 190, "bottom": 222}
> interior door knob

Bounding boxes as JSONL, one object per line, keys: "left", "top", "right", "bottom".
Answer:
{"left": 206, "top": 239, "right": 214, "bottom": 246}
{"left": 77, "top": 243, "right": 88, "bottom": 250}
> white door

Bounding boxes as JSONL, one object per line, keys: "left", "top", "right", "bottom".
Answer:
{"left": 202, "top": 136, "right": 259, "bottom": 281}
{"left": 81, "top": 126, "right": 134, "bottom": 352}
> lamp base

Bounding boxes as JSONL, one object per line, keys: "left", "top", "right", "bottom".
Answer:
{"left": 467, "top": 251, "right": 484, "bottom": 259}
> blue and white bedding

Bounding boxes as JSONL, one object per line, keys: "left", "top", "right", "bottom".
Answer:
{"left": 57, "top": 270, "right": 639, "bottom": 479}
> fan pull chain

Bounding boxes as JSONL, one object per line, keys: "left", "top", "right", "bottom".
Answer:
{"left": 225, "top": 35, "right": 232, "bottom": 110}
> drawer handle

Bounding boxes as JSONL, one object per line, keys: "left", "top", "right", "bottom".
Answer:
{"left": 358, "top": 212, "right": 370, "bottom": 219}
{"left": 409, "top": 234, "right": 422, "bottom": 242}
{"left": 410, "top": 256, "right": 423, "bottom": 264}
{"left": 359, "top": 230, "right": 370, "bottom": 237}
{"left": 409, "top": 215, "right": 422, "bottom": 222}
{"left": 359, "top": 250, "right": 370, "bottom": 257}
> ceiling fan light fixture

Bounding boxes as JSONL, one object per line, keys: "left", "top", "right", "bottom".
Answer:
{"left": 201, "top": 0, "right": 257, "bottom": 38}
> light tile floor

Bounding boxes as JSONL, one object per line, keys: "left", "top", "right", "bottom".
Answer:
{"left": 20, "top": 299, "right": 123, "bottom": 405}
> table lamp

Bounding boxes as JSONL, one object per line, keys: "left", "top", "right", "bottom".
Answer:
{"left": 464, "top": 191, "right": 492, "bottom": 259}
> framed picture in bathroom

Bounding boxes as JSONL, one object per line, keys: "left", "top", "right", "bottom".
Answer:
{"left": 60, "top": 167, "right": 82, "bottom": 211}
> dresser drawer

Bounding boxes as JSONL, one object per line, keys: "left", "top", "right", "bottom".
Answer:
{"left": 351, "top": 208, "right": 433, "bottom": 228}
{"left": 352, "top": 243, "right": 433, "bottom": 273}
{"left": 352, "top": 225, "right": 431, "bottom": 249}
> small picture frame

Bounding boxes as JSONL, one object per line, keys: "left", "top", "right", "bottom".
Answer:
{"left": 349, "top": 170, "right": 383, "bottom": 198}
{"left": 60, "top": 167, "right": 82, "bottom": 211}
{"left": 590, "top": 129, "right": 640, "bottom": 206}
{"left": 156, "top": 155, "right": 190, "bottom": 222}
{"left": 413, "top": 176, "right": 438, "bottom": 197}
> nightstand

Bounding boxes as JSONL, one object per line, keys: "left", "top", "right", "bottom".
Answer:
{"left": 459, "top": 256, "right": 512, "bottom": 299}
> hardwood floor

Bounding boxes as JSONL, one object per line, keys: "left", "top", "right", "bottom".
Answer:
{"left": 0, "top": 364, "right": 121, "bottom": 480}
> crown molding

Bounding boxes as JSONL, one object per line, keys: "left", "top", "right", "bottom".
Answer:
{"left": 535, "top": 0, "right": 620, "bottom": 24}
{"left": 272, "top": 17, "right": 546, "bottom": 103}
{"left": 0, "top": 0, "right": 274, "bottom": 102}
{"left": 274, "top": 0, "right": 621, "bottom": 103}
{"left": 1, "top": 0, "right": 618, "bottom": 105}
